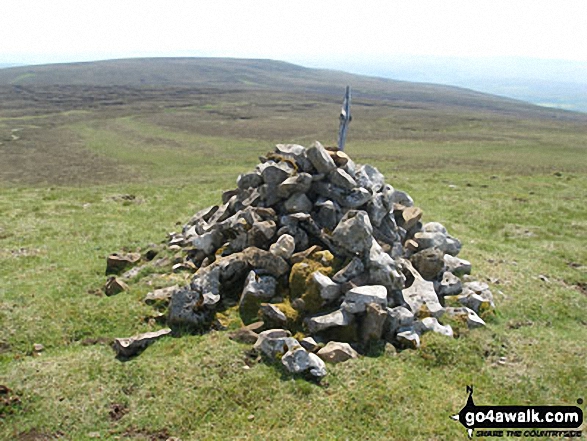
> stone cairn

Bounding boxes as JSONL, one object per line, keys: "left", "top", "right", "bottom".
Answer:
{"left": 107, "top": 142, "right": 495, "bottom": 379}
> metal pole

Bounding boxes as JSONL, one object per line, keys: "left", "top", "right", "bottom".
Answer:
{"left": 338, "top": 86, "right": 351, "bottom": 151}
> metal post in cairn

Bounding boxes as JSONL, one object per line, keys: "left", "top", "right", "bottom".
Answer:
{"left": 338, "top": 85, "right": 352, "bottom": 151}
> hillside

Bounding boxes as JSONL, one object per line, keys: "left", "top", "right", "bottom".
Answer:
{"left": 0, "top": 57, "right": 584, "bottom": 121}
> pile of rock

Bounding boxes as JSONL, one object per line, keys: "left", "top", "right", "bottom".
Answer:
{"left": 108, "top": 142, "right": 494, "bottom": 379}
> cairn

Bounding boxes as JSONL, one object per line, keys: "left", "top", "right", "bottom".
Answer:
{"left": 107, "top": 142, "right": 494, "bottom": 379}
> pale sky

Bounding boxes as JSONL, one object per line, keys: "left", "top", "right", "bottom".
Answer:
{"left": 1, "top": 0, "right": 586, "bottom": 66}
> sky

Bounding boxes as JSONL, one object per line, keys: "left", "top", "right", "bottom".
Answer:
{"left": 1, "top": 0, "right": 586, "bottom": 67}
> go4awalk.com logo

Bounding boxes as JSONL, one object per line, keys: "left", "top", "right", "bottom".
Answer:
{"left": 450, "top": 386, "right": 584, "bottom": 438}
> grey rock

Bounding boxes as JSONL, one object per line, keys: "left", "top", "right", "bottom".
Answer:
{"left": 300, "top": 336, "right": 320, "bottom": 352}
{"left": 241, "top": 270, "right": 277, "bottom": 302}
{"left": 342, "top": 285, "right": 388, "bottom": 314}
{"left": 445, "top": 306, "right": 486, "bottom": 328}
{"left": 275, "top": 144, "right": 313, "bottom": 173}
{"left": 258, "top": 160, "right": 294, "bottom": 187}
{"left": 434, "top": 271, "right": 462, "bottom": 297}
{"left": 390, "top": 190, "right": 414, "bottom": 207}
{"left": 260, "top": 303, "right": 287, "bottom": 325}
{"left": 242, "top": 247, "right": 289, "bottom": 277}
{"left": 401, "top": 260, "right": 444, "bottom": 317}
{"left": 269, "top": 234, "right": 295, "bottom": 259}
{"left": 360, "top": 303, "right": 388, "bottom": 342}
{"left": 332, "top": 210, "right": 373, "bottom": 255}
{"left": 340, "top": 187, "right": 372, "bottom": 208}
{"left": 458, "top": 281, "right": 495, "bottom": 313}
{"left": 410, "top": 247, "right": 445, "bottom": 281}
{"left": 366, "top": 193, "right": 387, "bottom": 227}
{"left": 113, "top": 328, "right": 171, "bottom": 358}
{"left": 284, "top": 192, "right": 313, "bottom": 214}
{"left": 237, "top": 172, "right": 263, "bottom": 190}
{"left": 312, "top": 271, "right": 341, "bottom": 301}
{"left": 258, "top": 184, "right": 281, "bottom": 206}
{"left": 367, "top": 239, "right": 406, "bottom": 291}
{"left": 329, "top": 168, "right": 357, "bottom": 190}
{"left": 414, "top": 229, "right": 462, "bottom": 257}
{"left": 106, "top": 252, "right": 141, "bottom": 275}
{"left": 104, "top": 276, "right": 129, "bottom": 296}
{"left": 306, "top": 141, "right": 336, "bottom": 174}
{"left": 396, "top": 328, "right": 420, "bottom": 349}
{"left": 191, "top": 265, "right": 221, "bottom": 308}
{"left": 144, "top": 285, "right": 179, "bottom": 306}
{"left": 317, "top": 341, "right": 359, "bottom": 363}
{"left": 332, "top": 257, "right": 365, "bottom": 283}
{"left": 167, "top": 287, "right": 212, "bottom": 330}
{"left": 277, "top": 173, "right": 312, "bottom": 198}
{"left": 253, "top": 329, "right": 299, "bottom": 358}
{"left": 305, "top": 308, "right": 354, "bottom": 334}
{"left": 247, "top": 220, "right": 277, "bottom": 249}
{"left": 414, "top": 317, "right": 454, "bottom": 337}
{"left": 443, "top": 254, "right": 472, "bottom": 276}
{"left": 316, "top": 200, "right": 340, "bottom": 231}
{"left": 356, "top": 164, "right": 385, "bottom": 192}
{"left": 281, "top": 347, "right": 327, "bottom": 378}
{"left": 192, "top": 230, "right": 224, "bottom": 256}
{"left": 386, "top": 306, "right": 415, "bottom": 337}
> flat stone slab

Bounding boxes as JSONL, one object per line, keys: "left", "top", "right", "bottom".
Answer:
{"left": 113, "top": 328, "right": 171, "bottom": 358}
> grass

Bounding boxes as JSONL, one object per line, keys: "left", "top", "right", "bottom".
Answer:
{"left": 0, "top": 74, "right": 586, "bottom": 439}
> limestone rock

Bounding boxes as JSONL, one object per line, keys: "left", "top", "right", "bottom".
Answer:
{"left": 360, "top": 303, "right": 388, "bottom": 342}
{"left": 228, "top": 327, "right": 260, "bottom": 344}
{"left": 144, "top": 285, "right": 179, "bottom": 306}
{"left": 410, "top": 247, "right": 445, "bottom": 281}
{"left": 434, "top": 271, "right": 462, "bottom": 297}
{"left": 356, "top": 164, "right": 385, "bottom": 192}
{"left": 284, "top": 192, "right": 313, "bottom": 214}
{"left": 443, "top": 254, "right": 472, "bottom": 276}
{"left": 401, "top": 260, "right": 444, "bottom": 318}
{"left": 332, "top": 210, "right": 373, "bottom": 255}
{"left": 414, "top": 222, "right": 462, "bottom": 256}
{"left": 260, "top": 303, "right": 287, "bottom": 326}
{"left": 311, "top": 271, "right": 341, "bottom": 301}
{"left": 414, "top": 317, "right": 453, "bottom": 337}
{"left": 277, "top": 173, "right": 312, "bottom": 198}
{"left": 340, "top": 188, "right": 372, "bottom": 208}
{"left": 300, "top": 336, "right": 320, "bottom": 352}
{"left": 341, "top": 285, "right": 387, "bottom": 314}
{"left": 401, "top": 206, "right": 423, "bottom": 231}
{"left": 396, "top": 328, "right": 420, "bottom": 349}
{"left": 167, "top": 287, "right": 213, "bottom": 331}
{"left": 306, "top": 141, "right": 336, "bottom": 174}
{"left": 239, "top": 271, "right": 277, "bottom": 322}
{"left": 253, "top": 329, "right": 300, "bottom": 358}
{"left": 106, "top": 252, "right": 141, "bottom": 275}
{"left": 104, "top": 276, "right": 128, "bottom": 296}
{"left": 305, "top": 308, "right": 354, "bottom": 334}
{"left": 445, "top": 306, "right": 486, "bottom": 328}
{"left": 237, "top": 172, "right": 263, "bottom": 190}
{"left": 258, "top": 160, "right": 294, "bottom": 187}
{"left": 329, "top": 168, "right": 357, "bottom": 190}
{"left": 317, "top": 341, "right": 359, "bottom": 363}
{"left": 281, "top": 347, "right": 327, "bottom": 378}
{"left": 269, "top": 234, "right": 295, "bottom": 259}
{"left": 386, "top": 306, "right": 415, "bottom": 337}
{"left": 459, "top": 281, "right": 495, "bottom": 313}
{"left": 242, "top": 247, "right": 289, "bottom": 277}
{"left": 332, "top": 257, "right": 365, "bottom": 283}
{"left": 113, "top": 328, "right": 171, "bottom": 358}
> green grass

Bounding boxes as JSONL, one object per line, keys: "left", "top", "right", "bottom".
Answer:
{"left": 1, "top": 84, "right": 586, "bottom": 439}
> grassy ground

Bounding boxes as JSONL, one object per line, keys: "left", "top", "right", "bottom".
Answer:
{"left": 0, "top": 86, "right": 586, "bottom": 440}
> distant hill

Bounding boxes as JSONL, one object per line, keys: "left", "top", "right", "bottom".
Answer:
{"left": 0, "top": 57, "right": 583, "bottom": 120}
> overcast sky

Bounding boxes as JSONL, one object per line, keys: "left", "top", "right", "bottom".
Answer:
{"left": 1, "top": 0, "right": 586, "bottom": 67}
